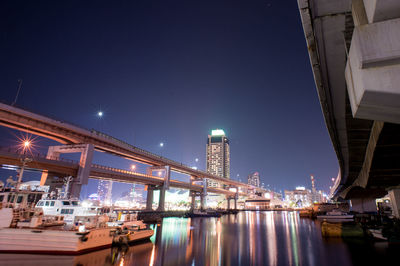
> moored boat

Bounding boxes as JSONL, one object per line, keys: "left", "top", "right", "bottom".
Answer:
{"left": 317, "top": 210, "right": 354, "bottom": 222}
{"left": 0, "top": 207, "right": 115, "bottom": 255}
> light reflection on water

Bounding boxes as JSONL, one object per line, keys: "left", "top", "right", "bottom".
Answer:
{"left": 1, "top": 211, "right": 399, "bottom": 266}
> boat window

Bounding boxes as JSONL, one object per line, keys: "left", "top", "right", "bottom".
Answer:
{"left": 7, "top": 195, "right": 12, "bottom": 202}
{"left": 45, "top": 201, "right": 50, "bottom": 206}
{"left": 61, "top": 209, "right": 74, "bottom": 214}
{"left": 10, "top": 195, "right": 15, "bottom": 203}
{"left": 35, "top": 194, "right": 42, "bottom": 202}
{"left": 27, "top": 194, "right": 36, "bottom": 203}
{"left": 36, "top": 201, "right": 44, "bottom": 207}
{"left": 50, "top": 201, "right": 55, "bottom": 206}
{"left": 17, "top": 196, "right": 23, "bottom": 203}
{"left": 0, "top": 195, "right": 4, "bottom": 202}
{"left": 62, "top": 201, "right": 70, "bottom": 205}
{"left": 72, "top": 201, "right": 79, "bottom": 206}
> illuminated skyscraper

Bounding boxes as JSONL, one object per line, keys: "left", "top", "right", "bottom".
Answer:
{"left": 247, "top": 172, "right": 260, "bottom": 187}
{"left": 97, "top": 180, "right": 113, "bottom": 204}
{"left": 206, "top": 129, "right": 230, "bottom": 187}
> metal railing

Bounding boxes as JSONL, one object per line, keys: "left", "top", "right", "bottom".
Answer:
{"left": 0, "top": 146, "right": 79, "bottom": 165}
{"left": 91, "top": 163, "right": 164, "bottom": 181}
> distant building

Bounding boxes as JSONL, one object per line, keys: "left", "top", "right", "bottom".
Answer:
{"left": 97, "top": 180, "right": 113, "bottom": 204}
{"left": 284, "top": 187, "right": 313, "bottom": 207}
{"left": 206, "top": 129, "right": 230, "bottom": 188}
{"left": 247, "top": 172, "right": 260, "bottom": 187}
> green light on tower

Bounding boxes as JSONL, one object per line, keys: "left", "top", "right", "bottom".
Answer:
{"left": 211, "top": 129, "right": 225, "bottom": 136}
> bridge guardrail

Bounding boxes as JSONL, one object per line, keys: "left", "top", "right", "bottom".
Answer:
{"left": 0, "top": 146, "right": 79, "bottom": 164}
{"left": 91, "top": 163, "right": 164, "bottom": 180}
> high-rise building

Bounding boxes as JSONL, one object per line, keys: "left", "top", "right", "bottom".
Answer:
{"left": 247, "top": 172, "right": 260, "bottom": 187}
{"left": 97, "top": 180, "right": 113, "bottom": 205}
{"left": 206, "top": 129, "right": 230, "bottom": 187}
{"left": 284, "top": 187, "right": 313, "bottom": 207}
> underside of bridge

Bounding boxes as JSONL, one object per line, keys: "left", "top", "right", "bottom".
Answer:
{"left": 298, "top": 0, "right": 400, "bottom": 213}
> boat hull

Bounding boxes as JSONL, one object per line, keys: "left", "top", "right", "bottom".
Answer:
{"left": 317, "top": 215, "right": 354, "bottom": 223}
{"left": 0, "top": 228, "right": 114, "bottom": 255}
{"left": 113, "top": 229, "right": 154, "bottom": 245}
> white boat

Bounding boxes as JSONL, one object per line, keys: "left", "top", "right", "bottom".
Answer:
{"left": 368, "top": 229, "right": 387, "bottom": 241}
{"left": 317, "top": 210, "right": 354, "bottom": 222}
{"left": 35, "top": 198, "right": 102, "bottom": 225}
{"left": 111, "top": 221, "right": 154, "bottom": 245}
{"left": 0, "top": 208, "right": 115, "bottom": 255}
{"left": 107, "top": 213, "right": 154, "bottom": 246}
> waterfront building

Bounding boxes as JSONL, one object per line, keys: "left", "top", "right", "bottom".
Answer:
{"left": 247, "top": 172, "right": 260, "bottom": 187}
{"left": 97, "top": 180, "right": 113, "bottom": 205}
{"left": 284, "top": 187, "right": 313, "bottom": 208}
{"left": 245, "top": 199, "right": 270, "bottom": 210}
{"left": 206, "top": 129, "right": 230, "bottom": 188}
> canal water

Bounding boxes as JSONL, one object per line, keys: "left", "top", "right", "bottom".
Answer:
{"left": 0, "top": 211, "right": 398, "bottom": 266}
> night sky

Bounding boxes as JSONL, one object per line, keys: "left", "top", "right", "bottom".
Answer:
{"left": 0, "top": 0, "right": 338, "bottom": 196}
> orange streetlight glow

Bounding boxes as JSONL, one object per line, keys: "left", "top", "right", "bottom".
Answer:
{"left": 131, "top": 164, "right": 136, "bottom": 171}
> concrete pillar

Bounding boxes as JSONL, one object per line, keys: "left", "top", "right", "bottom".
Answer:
{"left": 146, "top": 185, "right": 154, "bottom": 211}
{"left": 190, "top": 191, "right": 196, "bottom": 211}
{"left": 200, "top": 194, "right": 206, "bottom": 211}
{"left": 351, "top": 198, "right": 377, "bottom": 213}
{"left": 234, "top": 190, "right": 239, "bottom": 210}
{"left": 227, "top": 197, "right": 231, "bottom": 210}
{"left": 40, "top": 144, "right": 94, "bottom": 199}
{"left": 157, "top": 186, "right": 166, "bottom": 212}
{"left": 388, "top": 189, "right": 400, "bottom": 218}
{"left": 200, "top": 178, "right": 207, "bottom": 211}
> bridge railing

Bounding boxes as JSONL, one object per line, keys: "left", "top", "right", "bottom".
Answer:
{"left": 0, "top": 146, "right": 79, "bottom": 164}
{"left": 91, "top": 163, "right": 164, "bottom": 181}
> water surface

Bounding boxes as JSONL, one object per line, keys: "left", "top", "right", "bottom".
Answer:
{"left": 1, "top": 211, "right": 398, "bottom": 266}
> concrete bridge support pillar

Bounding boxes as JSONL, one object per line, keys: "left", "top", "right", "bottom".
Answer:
{"left": 146, "top": 166, "right": 170, "bottom": 212}
{"left": 234, "top": 191, "right": 239, "bottom": 210}
{"left": 388, "top": 189, "right": 400, "bottom": 218}
{"left": 40, "top": 144, "right": 94, "bottom": 199}
{"left": 351, "top": 198, "right": 377, "bottom": 213}
{"left": 190, "top": 191, "right": 196, "bottom": 211}
{"left": 157, "top": 186, "right": 166, "bottom": 212}
{"left": 146, "top": 185, "right": 155, "bottom": 211}
{"left": 227, "top": 197, "right": 231, "bottom": 210}
{"left": 200, "top": 178, "right": 207, "bottom": 211}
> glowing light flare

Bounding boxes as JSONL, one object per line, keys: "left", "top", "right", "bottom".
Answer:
{"left": 159, "top": 142, "right": 164, "bottom": 147}
{"left": 130, "top": 164, "right": 136, "bottom": 171}
{"left": 97, "top": 111, "right": 103, "bottom": 117}
{"left": 15, "top": 134, "right": 37, "bottom": 154}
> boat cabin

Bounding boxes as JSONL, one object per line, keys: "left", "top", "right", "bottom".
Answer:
{"left": 0, "top": 189, "right": 44, "bottom": 209}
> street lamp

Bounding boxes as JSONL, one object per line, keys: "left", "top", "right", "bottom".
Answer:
{"left": 130, "top": 164, "right": 136, "bottom": 171}
{"left": 97, "top": 111, "right": 103, "bottom": 118}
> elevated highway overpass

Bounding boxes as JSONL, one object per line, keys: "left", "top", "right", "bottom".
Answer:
{"left": 0, "top": 103, "right": 262, "bottom": 210}
{"left": 0, "top": 102, "right": 257, "bottom": 191}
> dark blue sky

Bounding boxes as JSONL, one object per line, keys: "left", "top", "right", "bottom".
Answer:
{"left": 0, "top": 0, "right": 338, "bottom": 194}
